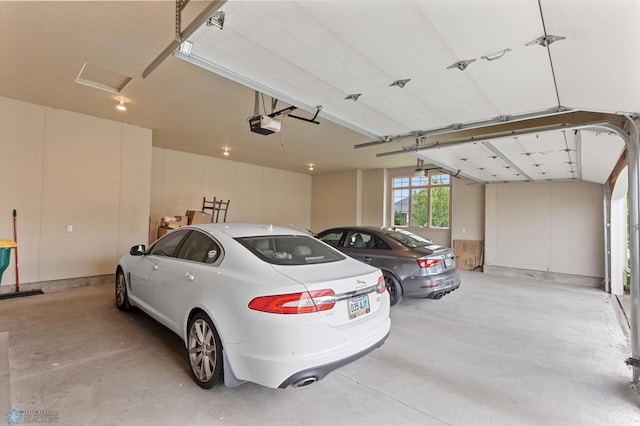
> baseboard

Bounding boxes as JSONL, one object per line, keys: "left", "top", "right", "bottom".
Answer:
{"left": 483, "top": 265, "right": 603, "bottom": 288}
{"left": 0, "top": 274, "right": 114, "bottom": 296}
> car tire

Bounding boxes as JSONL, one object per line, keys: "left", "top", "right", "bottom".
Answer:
{"left": 383, "top": 271, "right": 402, "bottom": 306}
{"left": 187, "top": 312, "right": 223, "bottom": 388}
{"left": 115, "top": 268, "right": 132, "bottom": 311}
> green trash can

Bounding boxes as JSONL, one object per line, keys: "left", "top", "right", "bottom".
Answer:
{"left": 0, "top": 240, "right": 17, "bottom": 283}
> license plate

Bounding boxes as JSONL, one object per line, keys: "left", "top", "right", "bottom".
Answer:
{"left": 348, "top": 295, "right": 370, "bottom": 319}
{"left": 445, "top": 258, "right": 453, "bottom": 268}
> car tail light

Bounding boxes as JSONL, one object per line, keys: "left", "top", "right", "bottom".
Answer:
{"left": 376, "top": 275, "right": 386, "bottom": 293}
{"left": 248, "top": 289, "right": 336, "bottom": 314}
{"left": 418, "top": 258, "right": 442, "bottom": 268}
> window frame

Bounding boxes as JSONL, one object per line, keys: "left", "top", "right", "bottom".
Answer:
{"left": 390, "top": 171, "right": 452, "bottom": 230}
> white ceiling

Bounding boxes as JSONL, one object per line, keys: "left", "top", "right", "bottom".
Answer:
{"left": 1, "top": 0, "right": 637, "bottom": 181}
{"left": 183, "top": 0, "right": 560, "bottom": 136}
{"left": 412, "top": 128, "right": 625, "bottom": 183}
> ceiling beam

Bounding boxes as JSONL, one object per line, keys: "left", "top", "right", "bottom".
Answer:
{"left": 355, "top": 107, "right": 573, "bottom": 149}
{"left": 374, "top": 111, "right": 627, "bottom": 158}
{"left": 483, "top": 141, "right": 534, "bottom": 181}
{"left": 143, "top": 0, "right": 227, "bottom": 79}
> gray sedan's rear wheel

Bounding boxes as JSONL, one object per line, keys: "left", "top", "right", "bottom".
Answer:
{"left": 383, "top": 271, "right": 402, "bottom": 306}
{"left": 115, "top": 268, "right": 132, "bottom": 311}
{"left": 188, "top": 312, "right": 223, "bottom": 388}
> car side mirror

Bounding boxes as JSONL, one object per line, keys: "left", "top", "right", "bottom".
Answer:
{"left": 130, "top": 245, "right": 146, "bottom": 256}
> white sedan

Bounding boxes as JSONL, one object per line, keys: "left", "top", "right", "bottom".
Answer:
{"left": 116, "top": 223, "right": 391, "bottom": 389}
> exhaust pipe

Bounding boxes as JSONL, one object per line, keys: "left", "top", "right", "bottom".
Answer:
{"left": 291, "top": 376, "right": 317, "bottom": 388}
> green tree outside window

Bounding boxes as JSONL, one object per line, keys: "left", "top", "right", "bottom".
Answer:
{"left": 392, "top": 173, "right": 450, "bottom": 229}
{"left": 430, "top": 186, "right": 450, "bottom": 228}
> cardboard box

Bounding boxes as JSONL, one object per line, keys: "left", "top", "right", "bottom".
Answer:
{"left": 186, "top": 210, "right": 211, "bottom": 225}
{"left": 161, "top": 215, "right": 187, "bottom": 229}
{"left": 158, "top": 227, "right": 173, "bottom": 238}
{"left": 453, "top": 240, "right": 484, "bottom": 271}
{"left": 175, "top": 215, "right": 188, "bottom": 227}
{"left": 165, "top": 220, "right": 181, "bottom": 229}
{"left": 148, "top": 218, "right": 159, "bottom": 245}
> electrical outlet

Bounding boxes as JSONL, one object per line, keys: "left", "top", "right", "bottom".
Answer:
{"left": 67, "top": 225, "right": 73, "bottom": 232}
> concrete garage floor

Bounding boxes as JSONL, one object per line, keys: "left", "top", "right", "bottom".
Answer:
{"left": 0, "top": 271, "right": 638, "bottom": 425}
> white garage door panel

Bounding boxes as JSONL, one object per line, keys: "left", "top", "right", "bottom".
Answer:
{"left": 182, "top": 0, "right": 565, "bottom": 138}
{"left": 543, "top": 0, "right": 640, "bottom": 114}
{"left": 580, "top": 131, "right": 625, "bottom": 184}
{"left": 178, "top": 0, "right": 632, "bottom": 185}
{"left": 415, "top": 0, "right": 558, "bottom": 118}
{"left": 492, "top": 131, "right": 578, "bottom": 182}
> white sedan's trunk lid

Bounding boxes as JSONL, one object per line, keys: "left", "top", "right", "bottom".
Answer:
{"left": 272, "top": 260, "right": 385, "bottom": 326}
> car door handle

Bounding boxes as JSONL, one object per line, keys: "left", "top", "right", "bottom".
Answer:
{"left": 184, "top": 272, "right": 195, "bottom": 281}
{"left": 362, "top": 257, "right": 373, "bottom": 263}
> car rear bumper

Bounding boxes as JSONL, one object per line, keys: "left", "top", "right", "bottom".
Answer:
{"left": 401, "top": 268, "right": 461, "bottom": 299}
{"left": 223, "top": 298, "right": 391, "bottom": 388}
{"left": 278, "top": 330, "right": 389, "bottom": 388}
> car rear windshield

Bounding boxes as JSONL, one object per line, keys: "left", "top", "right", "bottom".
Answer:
{"left": 237, "top": 235, "right": 346, "bottom": 265}
{"left": 382, "top": 228, "right": 435, "bottom": 248}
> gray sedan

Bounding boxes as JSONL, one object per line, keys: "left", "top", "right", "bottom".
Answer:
{"left": 316, "top": 227, "right": 461, "bottom": 306}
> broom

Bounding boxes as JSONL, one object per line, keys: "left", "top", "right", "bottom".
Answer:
{"left": 0, "top": 210, "right": 43, "bottom": 299}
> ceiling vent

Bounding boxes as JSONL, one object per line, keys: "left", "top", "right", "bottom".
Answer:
{"left": 75, "top": 63, "right": 133, "bottom": 94}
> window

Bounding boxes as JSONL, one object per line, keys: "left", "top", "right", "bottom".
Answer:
{"left": 392, "top": 173, "right": 451, "bottom": 228}
{"left": 317, "top": 229, "right": 391, "bottom": 250}
{"left": 176, "top": 231, "right": 221, "bottom": 264}
{"left": 317, "top": 231, "right": 343, "bottom": 248}
{"left": 149, "top": 229, "right": 189, "bottom": 257}
{"left": 346, "top": 231, "right": 371, "bottom": 248}
{"left": 382, "top": 228, "right": 434, "bottom": 248}
{"left": 237, "top": 235, "right": 346, "bottom": 265}
{"left": 149, "top": 229, "right": 222, "bottom": 264}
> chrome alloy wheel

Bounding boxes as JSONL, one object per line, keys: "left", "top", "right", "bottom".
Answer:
{"left": 188, "top": 318, "right": 218, "bottom": 384}
{"left": 115, "top": 269, "right": 131, "bottom": 311}
{"left": 115, "top": 272, "right": 126, "bottom": 306}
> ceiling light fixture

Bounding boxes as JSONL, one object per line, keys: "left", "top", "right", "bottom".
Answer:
{"left": 206, "top": 10, "right": 225, "bottom": 29}
{"left": 116, "top": 97, "right": 127, "bottom": 111}
{"left": 308, "top": 163, "right": 314, "bottom": 171}
{"left": 526, "top": 35, "right": 566, "bottom": 47}
{"left": 389, "top": 79, "right": 411, "bottom": 88}
{"left": 345, "top": 93, "right": 361, "bottom": 101}
{"left": 223, "top": 148, "right": 230, "bottom": 156}
{"left": 447, "top": 59, "right": 475, "bottom": 71}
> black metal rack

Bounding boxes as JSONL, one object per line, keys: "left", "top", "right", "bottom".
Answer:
{"left": 202, "top": 197, "right": 230, "bottom": 223}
